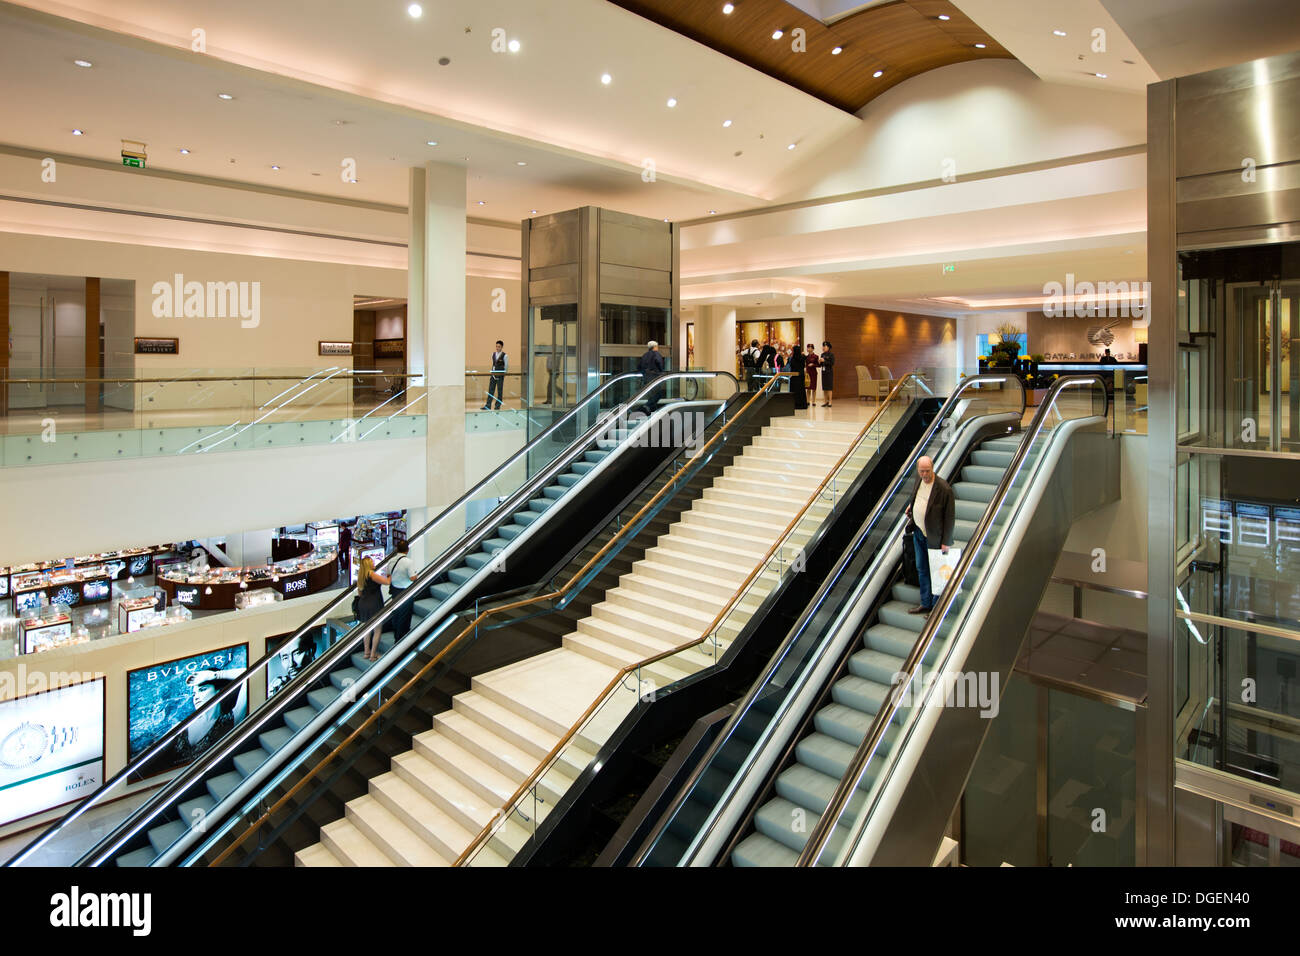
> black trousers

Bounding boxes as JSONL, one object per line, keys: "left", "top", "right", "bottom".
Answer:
{"left": 485, "top": 373, "right": 505, "bottom": 409}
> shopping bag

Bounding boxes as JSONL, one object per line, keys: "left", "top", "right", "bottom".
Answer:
{"left": 927, "top": 548, "right": 962, "bottom": 598}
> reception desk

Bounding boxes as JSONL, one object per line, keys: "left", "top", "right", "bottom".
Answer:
{"left": 156, "top": 544, "right": 339, "bottom": 611}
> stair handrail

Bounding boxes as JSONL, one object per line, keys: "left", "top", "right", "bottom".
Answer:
{"left": 795, "top": 373, "right": 1108, "bottom": 867}
{"left": 205, "top": 373, "right": 784, "bottom": 865}
{"left": 627, "top": 372, "right": 1025, "bottom": 865}
{"left": 451, "top": 371, "right": 941, "bottom": 865}
{"left": 7, "top": 371, "right": 652, "bottom": 866}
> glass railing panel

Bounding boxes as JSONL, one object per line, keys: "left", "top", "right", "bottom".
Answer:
{"left": 811, "top": 376, "right": 1105, "bottom": 867}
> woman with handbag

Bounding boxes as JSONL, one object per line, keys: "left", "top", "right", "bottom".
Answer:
{"left": 355, "top": 556, "right": 390, "bottom": 661}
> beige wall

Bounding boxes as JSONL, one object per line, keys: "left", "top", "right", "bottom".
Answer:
{"left": 465, "top": 274, "right": 521, "bottom": 370}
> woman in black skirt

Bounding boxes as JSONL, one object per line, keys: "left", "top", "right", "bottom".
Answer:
{"left": 788, "top": 346, "right": 807, "bottom": 409}
{"left": 819, "top": 342, "right": 836, "bottom": 408}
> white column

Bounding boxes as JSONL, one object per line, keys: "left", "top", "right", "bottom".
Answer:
{"left": 410, "top": 162, "right": 467, "bottom": 533}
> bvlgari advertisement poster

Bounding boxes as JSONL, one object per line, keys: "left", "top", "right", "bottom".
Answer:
{"left": 0, "top": 678, "right": 105, "bottom": 827}
{"left": 126, "top": 644, "right": 249, "bottom": 777}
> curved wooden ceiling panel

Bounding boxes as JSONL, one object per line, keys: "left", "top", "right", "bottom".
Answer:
{"left": 607, "top": 0, "right": 1014, "bottom": 113}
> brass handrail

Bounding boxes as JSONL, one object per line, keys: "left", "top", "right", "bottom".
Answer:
{"left": 450, "top": 372, "right": 932, "bottom": 865}
{"left": 207, "top": 374, "right": 763, "bottom": 866}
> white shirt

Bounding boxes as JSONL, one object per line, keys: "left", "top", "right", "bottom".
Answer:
{"left": 388, "top": 555, "right": 413, "bottom": 589}
{"left": 914, "top": 479, "right": 932, "bottom": 529}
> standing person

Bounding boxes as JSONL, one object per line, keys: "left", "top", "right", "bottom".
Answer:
{"left": 805, "top": 344, "right": 820, "bottom": 405}
{"left": 758, "top": 340, "right": 777, "bottom": 377}
{"left": 819, "top": 341, "right": 836, "bottom": 408}
{"left": 355, "top": 556, "right": 391, "bottom": 661}
{"left": 482, "top": 340, "right": 508, "bottom": 410}
{"left": 903, "top": 456, "right": 955, "bottom": 615}
{"left": 1099, "top": 348, "right": 1118, "bottom": 365}
{"left": 385, "top": 540, "right": 414, "bottom": 642}
{"left": 741, "top": 339, "right": 762, "bottom": 390}
{"left": 788, "top": 345, "right": 807, "bottom": 410}
{"left": 637, "top": 340, "right": 666, "bottom": 414}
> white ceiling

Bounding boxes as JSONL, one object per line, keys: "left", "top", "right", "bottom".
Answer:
{"left": 0, "top": 0, "right": 858, "bottom": 222}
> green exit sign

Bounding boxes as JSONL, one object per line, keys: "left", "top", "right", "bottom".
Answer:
{"left": 122, "top": 156, "right": 145, "bottom": 168}
{"left": 942, "top": 263, "right": 957, "bottom": 274}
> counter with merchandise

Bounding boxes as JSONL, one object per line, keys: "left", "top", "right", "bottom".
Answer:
{"left": 155, "top": 544, "right": 339, "bottom": 610}
{"left": 11, "top": 566, "right": 114, "bottom": 613}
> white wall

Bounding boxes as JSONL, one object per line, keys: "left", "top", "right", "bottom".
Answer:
{"left": 687, "top": 299, "right": 825, "bottom": 379}
{"left": 956, "top": 311, "right": 1028, "bottom": 375}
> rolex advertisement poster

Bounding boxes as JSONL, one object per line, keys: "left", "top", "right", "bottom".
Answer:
{"left": 0, "top": 678, "right": 105, "bottom": 827}
{"left": 126, "top": 645, "right": 249, "bottom": 779}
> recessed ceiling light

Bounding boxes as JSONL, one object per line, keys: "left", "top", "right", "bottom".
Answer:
{"left": 831, "top": 46, "right": 843, "bottom": 55}
{"left": 217, "top": 92, "right": 234, "bottom": 100}
{"left": 71, "top": 128, "right": 83, "bottom": 136}
{"left": 1052, "top": 29, "right": 1067, "bottom": 37}
{"left": 531, "top": 209, "right": 538, "bottom": 214}
{"left": 73, "top": 59, "right": 93, "bottom": 68}
{"left": 663, "top": 218, "right": 670, "bottom": 222}
{"left": 722, "top": 2, "right": 734, "bottom": 13}
{"left": 407, "top": 3, "right": 422, "bottom": 18}
{"left": 873, "top": 69, "right": 884, "bottom": 78}
{"left": 179, "top": 148, "right": 190, "bottom": 154}
{"left": 508, "top": 39, "right": 521, "bottom": 53}
{"left": 787, "top": 143, "right": 796, "bottom": 150}
{"left": 349, "top": 178, "right": 357, "bottom": 183}
{"left": 722, "top": 119, "right": 732, "bottom": 127}
{"left": 270, "top": 164, "right": 280, "bottom": 170}
{"left": 771, "top": 29, "right": 784, "bottom": 40}
{"left": 477, "top": 200, "right": 486, "bottom": 205}
{"left": 937, "top": 14, "right": 950, "bottom": 20}
{"left": 516, "top": 161, "right": 527, "bottom": 166}
{"left": 709, "top": 210, "right": 717, "bottom": 215}
{"left": 600, "top": 73, "right": 612, "bottom": 85}
{"left": 1094, "top": 72, "right": 1108, "bottom": 78}
{"left": 973, "top": 43, "right": 986, "bottom": 49}
{"left": 667, "top": 97, "right": 677, "bottom": 108}
{"left": 426, "top": 140, "right": 438, "bottom": 146}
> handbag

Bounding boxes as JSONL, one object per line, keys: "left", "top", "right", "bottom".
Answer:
{"left": 927, "top": 548, "right": 962, "bottom": 598}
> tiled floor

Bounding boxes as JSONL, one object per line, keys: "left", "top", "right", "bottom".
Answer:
{"left": 0, "top": 787, "right": 156, "bottom": 867}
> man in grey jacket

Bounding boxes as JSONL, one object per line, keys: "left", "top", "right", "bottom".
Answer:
{"left": 904, "top": 455, "right": 955, "bottom": 614}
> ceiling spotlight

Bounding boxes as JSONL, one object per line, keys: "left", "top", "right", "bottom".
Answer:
{"left": 516, "top": 160, "right": 527, "bottom": 166}
{"left": 663, "top": 218, "right": 670, "bottom": 222}
{"left": 508, "top": 39, "right": 521, "bottom": 53}
{"left": 531, "top": 209, "right": 538, "bottom": 214}
{"left": 270, "top": 164, "right": 280, "bottom": 170}
{"left": 787, "top": 143, "right": 796, "bottom": 150}
{"left": 73, "top": 59, "right": 93, "bottom": 68}
{"left": 831, "top": 46, "right": 842, "bottom": 55}
{"left": 667, "top": 97, "right": 677, "bottom": 108}
{"left": 1052, "top": 29, "right": 1067, "bottom": 36}
{"left": 204, "top": 586, "right": 213, "bottom": 595}
{"left": 71, "top": 128, "right": 84, "bottom": 136}
{"left": 349, "top": 178, "right": 357, "bottom": 183}
{"left": 873, "top": 69, "right": 884, "bottom": 78}
{"left": 179, "top": 147, "right": 190, "bottom": 154}
{"left": 722, "top": 119, "right": 732, "bottom": 127}
{"left": 973, "top": 43, "right": 986, "bottom": 49}
{"left": 937, "top": 14, "right": 950, "bottom": 20}
{"left": 600, "top": 73, "right": 612, "bottom": 85}
{"left": 477, "top": 200, "right": 486, "bottom": 205}
{"left": 408, "top": 3, "right": 423, "bottom": 18}
{"left": 771, "top": 29, "right": 784, "bottom": 40}
{"left": 426, "top": 140, "right": 438, "bottom": 146}
{"left": 217, "top": 92, "right": 234, "bottom": 100}
{"left": 709, "top": 210, "right": 717, "bottom": 215}
{"left": 1094, "top": 72, "right": 1108, "bottom": 78}
{"left": 722, "top": 2, "right": 734, "bottom": 13}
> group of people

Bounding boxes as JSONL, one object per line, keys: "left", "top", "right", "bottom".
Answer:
{"left": 353, "top": 540, "right": 414, "bottom": 661}
{"left": 741, "top": 340, "right": 836, "bottom": 410}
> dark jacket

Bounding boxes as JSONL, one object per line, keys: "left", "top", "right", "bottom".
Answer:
{"left": 757, "top": 344, "right": 777, "bottom": 370}
{"left": 788, "top": 350, "right": 805, "bottom": 374}
{"left": 908, "top": 475, "right": 956, "bottom": 547}
{"left": 637, "top": 349, "right": 665, "bottom": 380}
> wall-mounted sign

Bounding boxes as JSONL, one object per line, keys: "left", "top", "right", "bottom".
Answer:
{"left": 373, "top": 338, "right": 405, "bottom": 359}
{"left": 135, "top": 337, "right": 179, "bottom": 355}
{"left": 319, "top": 341, "right": 354, "bottom": 356}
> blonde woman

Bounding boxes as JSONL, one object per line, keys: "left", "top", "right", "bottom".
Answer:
{"left": 355, "top": 556, "right": 390, "bottom": 661}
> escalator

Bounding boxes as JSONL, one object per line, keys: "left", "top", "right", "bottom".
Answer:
{"left": 628, "top": 374, "right": 1119, "bottom": 867}
{"left": 7, "top": 370, "right": 738, "bottom": 867}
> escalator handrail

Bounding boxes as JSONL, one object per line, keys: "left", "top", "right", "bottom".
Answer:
{"left": 7, "top": 370, "right": 666, "bottom": 866}
{"left": 207, "top": 376, "right": 781, "bottom": 866}
{"left": 452, "top": 372, "right": 938, "bottom": 865}
{"left": 627, "top": 371, "right": 1025, "bottom": 865}
{"left": 795, "top": 373, "right": 1109, "bottom": 867}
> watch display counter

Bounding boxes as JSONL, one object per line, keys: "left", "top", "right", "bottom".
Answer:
{"left": 156, "top": 544, "right": 339, "bottom": 610}
{"left": 20, "top": 606, "right": 82, "bottom": 654}
{"left": 118, "top": 588, "right": 166, "bottom": 634}
{"left": 12, "top": 566, "right": 114, "bottom": 612}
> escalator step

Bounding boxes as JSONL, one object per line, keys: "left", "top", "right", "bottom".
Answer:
{"left": 584, "top": 450, "right": 608, "bottom": 464}
{"left": 258, "top": 725, "right": 294, "bottom": 753}
{"left": 147, "top": 819, "right": 188, "bottom": 856}
{"left": 831, "top": 674, "right": 889, "bottom": 715}
{"left": 961, "top": 464, "right": 1005, "bottom": 485}
{"left": 464, "top": 552, "right": 493, "bottom": 570}
{"left": 775, "top": 764, "right": 869, "bottom": 820}
{"left": 233, "top": 748, "right": 268, "bottom": 778}
{"left": 556, "top": 473, "right": 580, "bottom": 487}
{"left": 971, "top": 449, "right": 1014, "bottom": 467}
{"left": 513, "top": 511, "right": 540, "bottom": 527}
{"left": 285, "top": 706, "right": 318, "bottom": 733}
{"left": 890, "top": 582, "right": 922, "bottom": 606}
{"left": 955, "top": 499, "right": 985, "bottom": 522}
{"left": 178, "top": 793, "right": 216, "bottom": 825}
{"left": 571, "top": 461, "right": 596, "bottom": 474}
{"left": 448, "top": 565, "right": 477, "bottom": 584}
{"left": 330, "top": 667, "right": 363, "bottom": 691}
{"left": 115, "top": 846, "right": 157, "bottom": 868}
{"left": 207, "top": 770, "right": 245, "bottom": 803}
{"left": 498, "top": 523, "right": 526, "bottom": 539}
{"left": 877, "top": 602, "right": 925, "bottom": 633}
{"left": 307, "top": 687, "right": 337, "bottom": 711}
{"left": 483, "top": 537, "right": 511, "bottom": 553}
{"left": 542, "top": 485, "right": 567, "bottom": 499}
{"left": 732, "top": 831, "right": 799, "bottom": 867}
{"left": 528, "top": 497, "right": 554, "bottom": 513}
{"left": 847, "top": 649, "right": 905, "bottom": 685}
{"left": 981, "top": 436, "right": 1021, "bottom": 452}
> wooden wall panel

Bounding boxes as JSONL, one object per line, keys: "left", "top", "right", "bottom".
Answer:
{"left": 824, "top": 303, "right": 956, "bottom": 398}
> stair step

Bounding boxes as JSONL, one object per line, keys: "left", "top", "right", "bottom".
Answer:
{"left": 319, "top": 818, "right": 393, "bottom": 866}
{"left": 346, "top": 794, "right": 448, "bottom": 866}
